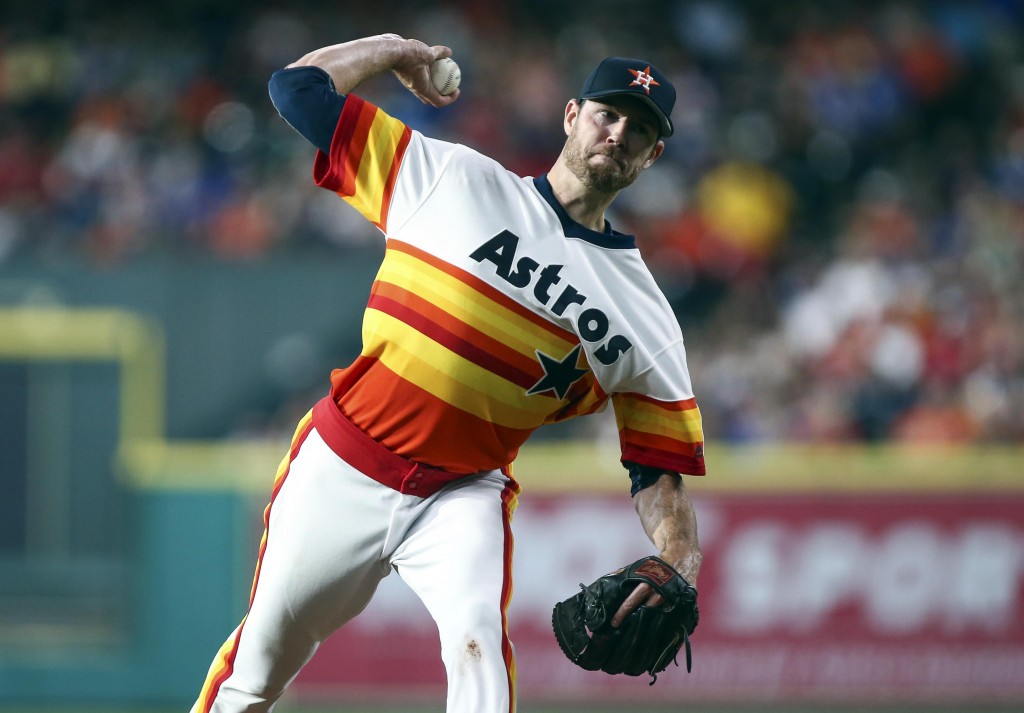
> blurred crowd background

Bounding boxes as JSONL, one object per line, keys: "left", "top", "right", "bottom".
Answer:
{"left": 1, "top": 0, "right": 1022, "bottom": 445}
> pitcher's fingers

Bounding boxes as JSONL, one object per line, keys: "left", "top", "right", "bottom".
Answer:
{"left": 611, "top": 583, "right": 665, "bottom": 628}
{"left": 430, "top": 45, "right": 453, "bottom": 61}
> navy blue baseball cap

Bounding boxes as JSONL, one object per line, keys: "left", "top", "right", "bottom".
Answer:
{"left": 579, "top": 57, "right": 676, "bottom": 137}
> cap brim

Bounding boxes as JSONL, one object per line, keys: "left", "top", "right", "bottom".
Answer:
{"left": 582, "top": 89, "right": 674, "bottom": 137}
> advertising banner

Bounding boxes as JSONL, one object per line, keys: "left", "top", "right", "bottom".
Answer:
{"left": 293, "top": 490, "right": 1024, "bottom": 705}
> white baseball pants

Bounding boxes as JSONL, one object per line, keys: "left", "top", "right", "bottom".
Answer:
{"left": 192, "top": 398, "right": 520, "bottom": 713}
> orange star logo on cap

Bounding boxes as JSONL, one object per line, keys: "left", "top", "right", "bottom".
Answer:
{"left": 628, "top": 66, "right": 660, "bottom": 94}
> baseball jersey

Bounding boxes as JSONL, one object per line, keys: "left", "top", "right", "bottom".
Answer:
{"left": 313, "top": 94, "right": 705, "bottom": 477}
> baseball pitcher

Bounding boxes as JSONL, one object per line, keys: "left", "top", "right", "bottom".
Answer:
{"left": 192, "top": 34, "right": 704, "bottom": 713}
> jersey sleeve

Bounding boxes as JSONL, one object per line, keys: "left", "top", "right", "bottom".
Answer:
{"left": 312, "top": 95, "right": 414, "bottom": 232}
{"left": 614, "top": 392, "right": 705, "bottom": 475}
{"left": 611, "top": 343, "right": 706, "bottom": 476}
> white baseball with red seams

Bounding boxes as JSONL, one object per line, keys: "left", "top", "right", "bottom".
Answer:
{"left": 431, "top": 57, "right": 461, "bottom": 95}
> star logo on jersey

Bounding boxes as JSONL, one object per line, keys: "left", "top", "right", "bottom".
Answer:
{"left": 628, "top": 66, "right": 660, "bottom": 94}
{"left": 526, "top": 344, "right": 588, "bottom": 400}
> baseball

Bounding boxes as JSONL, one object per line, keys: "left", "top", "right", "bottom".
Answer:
{"left": 430, "top": 57, "right": 461, "bottom": 96}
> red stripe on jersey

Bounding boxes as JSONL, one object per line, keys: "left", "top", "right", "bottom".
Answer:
{"left": 314, "top": 95, "right": 368, "bottom": 195}
{"left": 388, "top": 240, "right": 575, "bottom": 342}
{"left": 371, "top": 278, "right": 545, "bottom": 377}
{"left": 548, "top": 390, "right": 609, "bottom": 422}
{"left": 620, "top": 436, "right": 706, "bottom": 476}
{"left": 620, "top": 427, "right": 703, "bottom": 457}
{"left": 341, "top": 99, "right": 377, "bottom": 198}
{"left": 367, "top": 290, "right": 544, "bottom": 392}
{"left": 334, "top": 358, "right": 534, "bottom": 472}
{"left": 376, "top": 125, "right": 412, "bottom": 231}
{"left": 499, "top": 480, "right": 520, "bottom": 712}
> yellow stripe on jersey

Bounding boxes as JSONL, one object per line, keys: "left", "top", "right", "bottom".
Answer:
{"left": 362, "top": 308, "right": 557, "bottom": 429}
{"left": 617, "top": 397, "right": 704, "bottom": 440}
{"left": 314, "top": 95, "right": 411, "bottom": 231}
{"left": 379, "top": 249, "right": 575, "bottom": 359}
{"left": 347, "top": 109, "right": 408, "bottom": 227}
{"left": 615, "top": 392, "right": 705, "bottom": 474}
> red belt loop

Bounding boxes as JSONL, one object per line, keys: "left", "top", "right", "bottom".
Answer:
{"left": 312, "top": 396, "right": 469, "bottom": 497}
{"left": 401, "top": 463, "right": 426, "bottom": 493}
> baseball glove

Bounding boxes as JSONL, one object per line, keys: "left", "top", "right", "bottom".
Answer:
{"left": 551, "top": 556, "right": 698, "bottom": 684}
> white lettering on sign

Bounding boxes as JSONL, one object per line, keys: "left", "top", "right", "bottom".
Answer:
{"left": 793, "top": 522, "right": 866, "bottom": 632}
{"left": 719, "top": 520, "right": 1024, "bottom": 635}
{"left": 868, "top": 523, "right": 945, "bottom": 633}
{"left": 352, "top": 497, "right": 718, "bottom": 629}
{"left": 347, "top": 497, "right": 1021, "bottom": 639}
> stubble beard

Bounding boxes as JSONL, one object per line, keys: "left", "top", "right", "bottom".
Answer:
{"left": 561, "top": 131, "right": 643, "bottom": 194}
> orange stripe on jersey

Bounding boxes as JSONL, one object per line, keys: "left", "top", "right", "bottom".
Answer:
{"left": 389, "top": 240, "right": 573, "bottom": 341}
{"left": 314, "top": 96, "right": 411, "bottom": 231}
{"left": 371, "top": 279, "right": 547, "bottom": 376}
{"left": 620, "top": 427, "right": 702, "bottom": 458}
{"left": 360, "top": 309, "right": 560, "bottom": 426}
{"left": 314, "top": 95, "right": 369, "bottom": 196}
{"left": 624, "top": 406, "right": 703, "bottom": 442}
{"left": 545, "top": 385, "right": 609, "bottom": 424}
{"left": 195, "top": 621, "right": 246, "bottom": 713}
{"left": 368, "top": 285, "right": 544, "bottom": 391}
{"left": 336, "top": 357, "right": 536, "bottom": 472}
{"left": 337, "top": 98, "right": 375, "bottom": 198}
{"left": 616, "top": 392, "right": 703, "bottom": 439}
{"left": 621, "top": 437, "right": 706, "bottom": 476}
{"left": 357, "top": 112, "right": 410, "bottom": 229}
{"left": 615, "top": 392, "right": 705, "bottom": 475}
{"left": 377, "top": 127, "right": 411, "bottom": 231}
{"left": 194, "top": 411, "right": 315, "bottom": 713}
{"left": 377, "top": 250, "right": 576, "bottom": 368}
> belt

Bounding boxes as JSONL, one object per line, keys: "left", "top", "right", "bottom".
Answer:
{"left": 312, "top": 396, "right": 471, "bottom": 498}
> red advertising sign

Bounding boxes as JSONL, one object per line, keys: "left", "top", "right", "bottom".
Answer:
{"left": 294, "top": 492, "right": 1024, "bottom": 705}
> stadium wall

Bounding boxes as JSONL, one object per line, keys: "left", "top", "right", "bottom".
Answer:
{"left": 2, "top": 430, "right": 1021, "bottom": 707}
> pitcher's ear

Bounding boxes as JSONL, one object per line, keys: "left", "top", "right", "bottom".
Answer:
{"left": 564, "top": 98, "right": 583, "bottom": 135}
